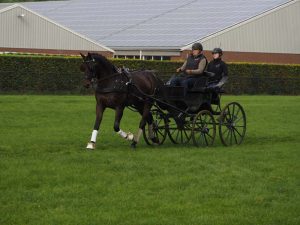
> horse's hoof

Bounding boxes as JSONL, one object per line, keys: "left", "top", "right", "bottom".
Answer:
{"left": 131, "top": 141, "right": 137, "bottom": 149}
{"left": 126, "top": 132, "right": 134, "bottom": 141}
{"left": 86, "top": 142, "right": 95, "bottom": 150}
{"left": 151, "top": 137, "right": 160, "bottom": 144}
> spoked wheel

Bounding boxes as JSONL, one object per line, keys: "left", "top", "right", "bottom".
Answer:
{"left": 167, "top": 115, "right": 192, "bottom": 144}
{"left": 143, "top": 109, "right": 167, "bottom": 146}
{"left": 192, "top": 110, "right": 216, "bottom": 147}
{"left": 219, "top": 102, "right": 246, "bottom": 146}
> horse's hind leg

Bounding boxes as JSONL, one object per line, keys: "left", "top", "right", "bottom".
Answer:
{"left": 147, "top": 112, "right": 154, "bottom": 139}
{"left": 87, "top": 103, "right": 105, "bottom": 150}
{"left": 146, "top": 112, "right": 160, "bottom": 144}
{"left": 131, "top": 103, "right": 152, "bottom": 148}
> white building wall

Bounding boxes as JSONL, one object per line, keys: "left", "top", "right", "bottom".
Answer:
{"left": 200, "top": 0, "right": 300, "bottom": 54}
{"left": 0, "top": 5, "right": 112, "bottom": 52}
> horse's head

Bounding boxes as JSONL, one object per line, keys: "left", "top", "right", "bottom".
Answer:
{"left": 80, "top": 53, "right": 98, "bottom": 88}
{"left": 80, "top": 52, "right": 118, "bottom": 88}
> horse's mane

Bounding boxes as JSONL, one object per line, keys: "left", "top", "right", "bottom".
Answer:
{"left": 87, "top": 53, "right": 118, "bottom": 74}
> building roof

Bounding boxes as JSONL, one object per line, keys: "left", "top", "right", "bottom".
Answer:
{"left": 0, "top": 0, "right": 293, "bottom": 50}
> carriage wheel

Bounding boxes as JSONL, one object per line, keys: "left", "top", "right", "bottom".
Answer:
{"left": 219, "top": 102, "right": 246, "bottom": 146}
{"left": 143, "top": 109, "right": 167, "bottom": 146}
{"left": 167, "top": 116, "right": 192, "bottom": 144}
{"left": 192, "top": 110, "right": 216, "bottom": 147}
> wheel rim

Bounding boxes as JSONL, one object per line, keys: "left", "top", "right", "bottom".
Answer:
{"left": 143, "top": 109, "right": 167, "bottom": 145}
{"left": 219, "top": 102, "right": 246, "bottom": 146}
{"left": 192, "top": 110, "right": 216, "bottom": 147}
{"left": 167, "top": 116, "right": 192, "bottom": 144}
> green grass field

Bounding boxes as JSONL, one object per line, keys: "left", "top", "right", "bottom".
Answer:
{"left": 0, "top": 95, "right": 299, "bottom": 225}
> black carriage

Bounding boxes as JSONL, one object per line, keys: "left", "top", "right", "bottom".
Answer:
{"left": 143, "top": 73, "right": 246, "bottom": 147}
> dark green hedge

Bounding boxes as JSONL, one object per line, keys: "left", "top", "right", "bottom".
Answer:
{"left": 0, "top": 54, "right": 299, "bottom": 94}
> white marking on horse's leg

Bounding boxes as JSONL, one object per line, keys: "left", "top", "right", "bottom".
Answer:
{"left": 117, "top": 129, "right": 134, "bottom": 141}
{"left": 91, "top": 130, "right": 98, "bottom": 143}
{"left": 86, "top": 130, "right": 98, "bottom": 150}
{"left": 134, "top": 128, "right": 143, "bottom": 143}
{"left": 118, "top": 129, "right": 127, "bottom": 138}
{"left": 148, "top": 124, "right": 154, "bottom": 139}
{"left": 126, "top": 132, "right": 134, "bottom": 141}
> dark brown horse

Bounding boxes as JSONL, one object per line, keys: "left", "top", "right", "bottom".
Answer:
{"left": 80, "top": 53, "right": 162, "bottom": 149}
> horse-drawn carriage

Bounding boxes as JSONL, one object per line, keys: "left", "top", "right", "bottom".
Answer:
{"left": 80, "top": 53, "right": 246, "bottom": 149}
{"left": 142, "top": 73, "right": 246, "bottom": 147}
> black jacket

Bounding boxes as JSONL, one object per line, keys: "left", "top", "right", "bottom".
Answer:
{"left": 207, "top": 58, "right": 228, "bottom": 83}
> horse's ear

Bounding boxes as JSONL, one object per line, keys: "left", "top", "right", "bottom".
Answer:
{"left": 80, "top": 52, "right": 86, "bottom": 59}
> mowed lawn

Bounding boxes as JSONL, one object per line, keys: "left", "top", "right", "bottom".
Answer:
{"left": 0, "top": 95, "right": 299, "bottom": 225}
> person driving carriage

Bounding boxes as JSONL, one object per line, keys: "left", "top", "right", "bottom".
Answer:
{"left": 207, "top": 47, "right": 228, "bottom": 87}
{"left": 170, "top": 42, "right": 208, "bottom": 89}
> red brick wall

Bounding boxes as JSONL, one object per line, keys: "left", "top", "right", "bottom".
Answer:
{"left": 1, "top": 47, "right": 299, "bottom": 64}
{"left": 172, "top": 50, "right": 300, "bottom": 64}
{"left": 0, "top": 47, "right": 113, "bottom": 58}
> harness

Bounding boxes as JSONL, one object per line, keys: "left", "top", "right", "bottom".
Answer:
{"left": 94, "top": 72, "right": 130, "bottom": 94}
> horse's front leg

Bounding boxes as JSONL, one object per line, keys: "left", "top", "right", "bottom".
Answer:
{"left": 114, "top": 106, "right": 134, "bottom": 141}
{"left": 86, "top": 103, "right": 105, "bottom": 150}
{"left": 131, "top": 102, "right": 152, "bottom": 148}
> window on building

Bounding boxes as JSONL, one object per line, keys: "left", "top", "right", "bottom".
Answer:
{"left": 162, "top": 56, "right": 171, "bottom": 61}
{"left": 117, "top": 55, "right": 125, "bottom": 59}
{"left": 153, "top": 56, "right": 162, "bottom": 61}
{"left": 115, "top": 55, "right": 171, "bottom": 61}
{"left": 144, "top": 56, "right": 152, "bottom": 60}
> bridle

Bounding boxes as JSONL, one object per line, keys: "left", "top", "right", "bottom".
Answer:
{"left": 83, "top": 58, "right": 97, "bottom": 82}
{"left": 82, "top": 57, "right": 130, "bottom": 88}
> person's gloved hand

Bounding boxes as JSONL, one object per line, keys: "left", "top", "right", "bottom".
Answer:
{"left": 186, "top": 70, "right": 192, "bottom": 75}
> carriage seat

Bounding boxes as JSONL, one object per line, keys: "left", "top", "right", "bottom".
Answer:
{"left": 189, "top": 74, "right": 228, "bottom": 93}
{"left": 189, "top": 71, "right": 216, "bottom": 92}
{"left": 189, "top": 76, "right": 208, "bottom": 92}
{"left": 206, "top": 76, "right": 228, "bottom": 93}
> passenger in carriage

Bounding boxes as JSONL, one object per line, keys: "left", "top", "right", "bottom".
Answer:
{"left": 170, "top": 42, "right": 208, "bottom": 90}
{"left": 207, "top": 48, "right": 228, "bottom": 87}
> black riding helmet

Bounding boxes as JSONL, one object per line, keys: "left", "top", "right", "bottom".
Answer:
{"left": 192, "top": 43, "right": 203, "bottom": 51}
{"left": 212, "top": 48, "right": 223, "bottom": 56}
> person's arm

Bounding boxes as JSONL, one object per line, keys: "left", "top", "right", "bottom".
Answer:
{"left": 177, "top": 61, "right": 187, "bottom": 72}
{"left": 187, "top": 58, "right": 206, "bottom": 75}
{"left": 222, "top": 62, "right": 228, "bottom": 77}
{"left": 206, "top": 61, "right": 212, "bottom": 72}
